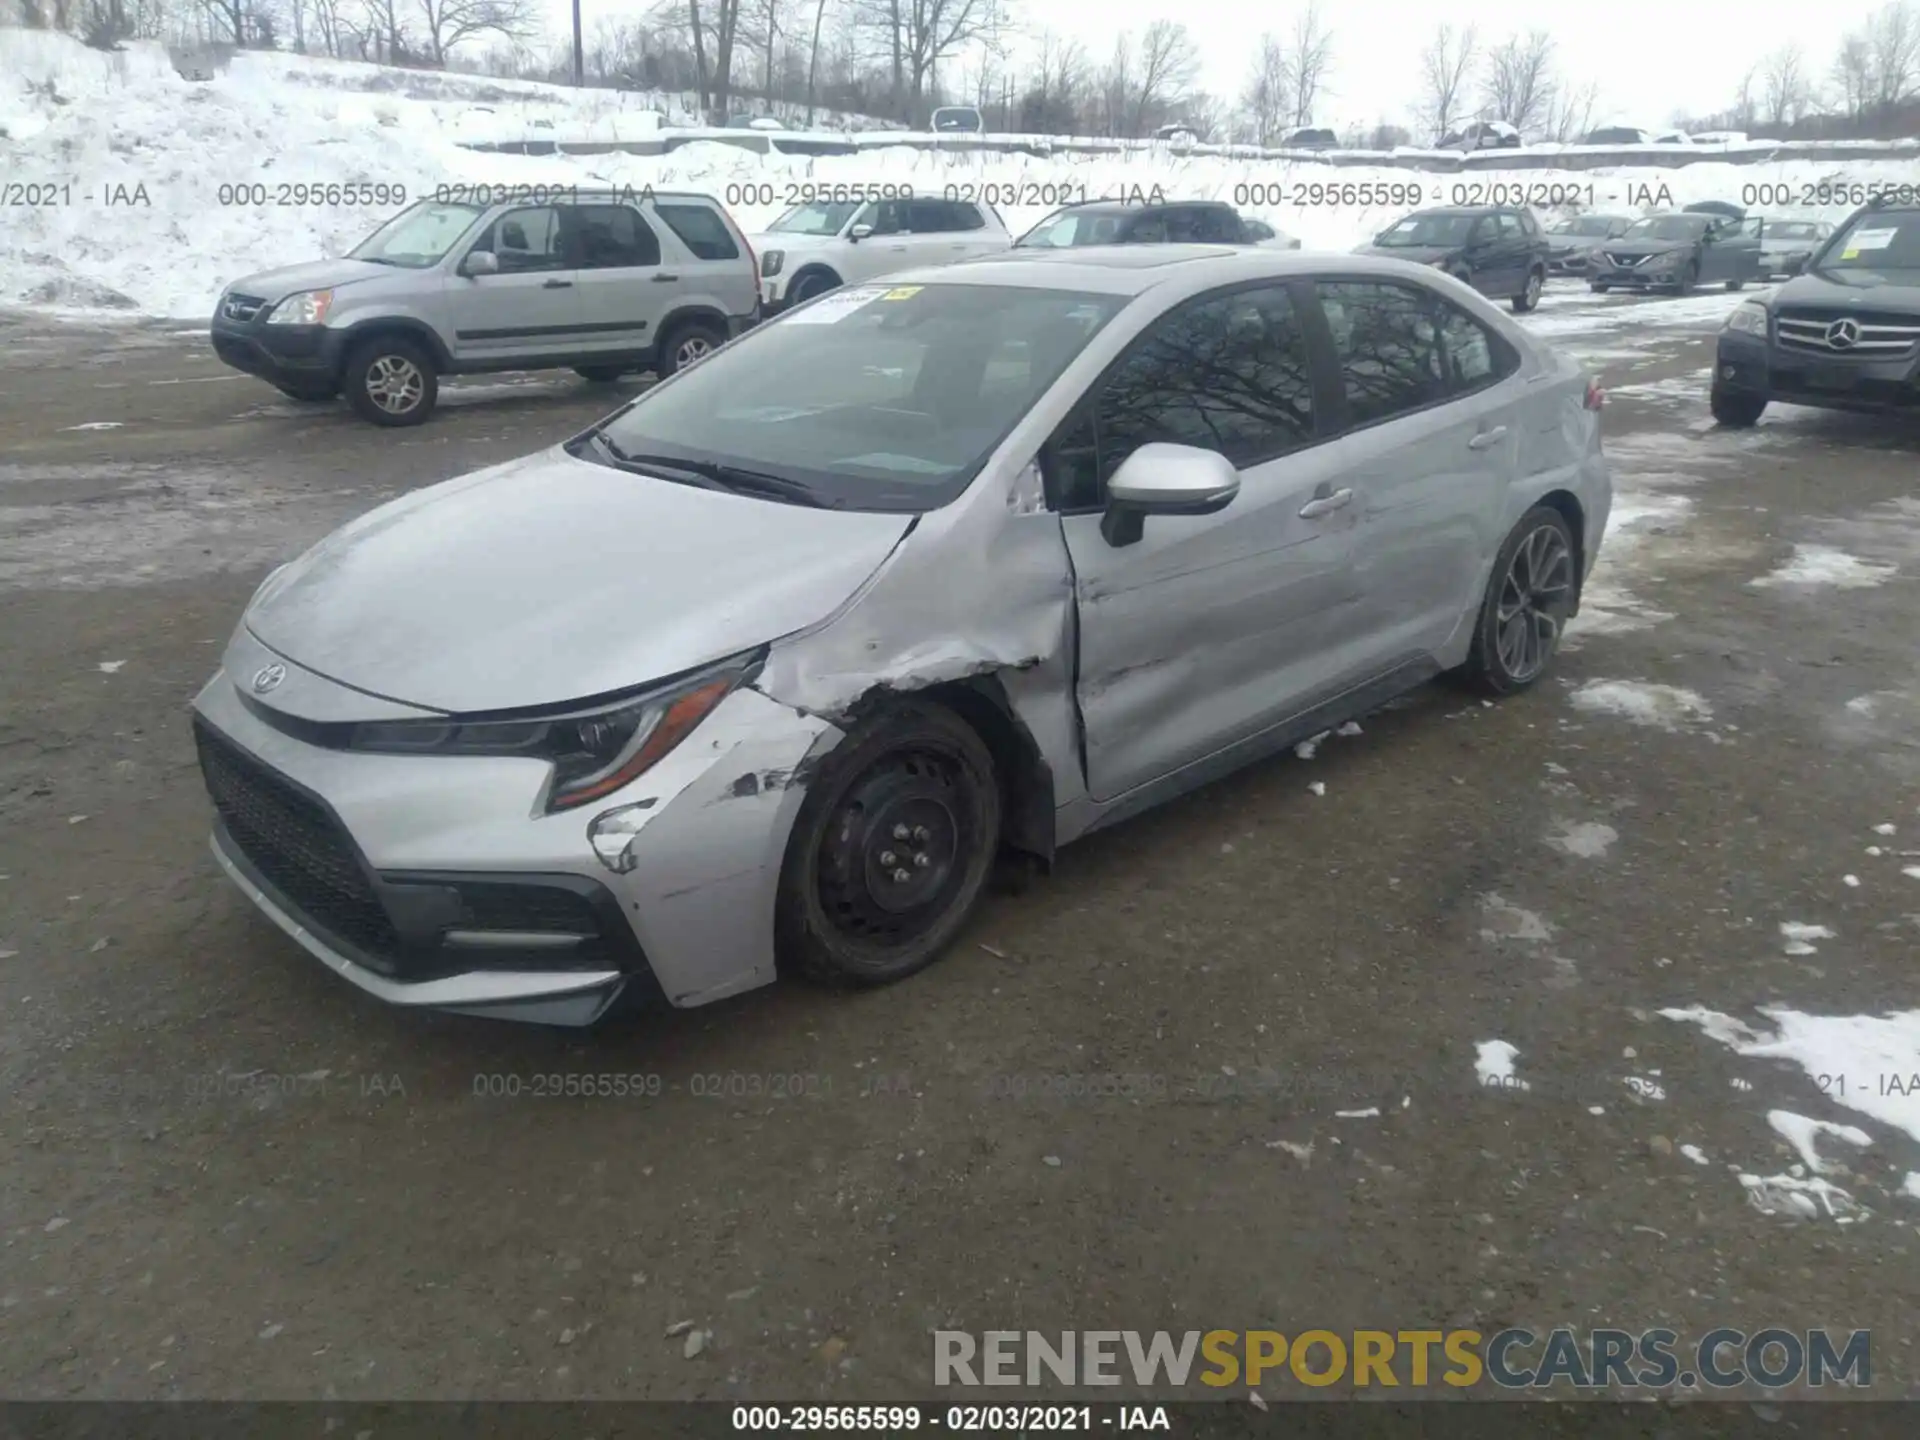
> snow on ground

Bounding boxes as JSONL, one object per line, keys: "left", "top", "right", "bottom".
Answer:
{"left": 1569, "top": 679, "right": 1713, "bottom": 730}
{"left": 8, "top": 31, "right": 1920, "bottom": 317}
{"left": 1751, "top": 543, "right": 1899, "bottom": 590}
{"left": 1474, "top": 1040, "right": 1530, "bottom": 1092}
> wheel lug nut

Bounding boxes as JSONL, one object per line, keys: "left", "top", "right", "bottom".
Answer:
{"left": 879, "top": 850, "right": 897, "bottom": 866}
{"left": 892, "top": 823, "right": 911, "bottom": 840}
{"left": 913, "top": 852, "right": 930, "bottom": 868}
{"left": 891, "top": 868, "right": 911, "bottom": 883}
{"left": 912, "top": 825, "right": 930, "bottom": 842}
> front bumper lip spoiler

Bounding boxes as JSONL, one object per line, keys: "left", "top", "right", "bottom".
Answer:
{"left": 209, "top": 832, "right": 626, "bottom": 1026}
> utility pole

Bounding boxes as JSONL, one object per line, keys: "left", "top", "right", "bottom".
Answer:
{"left": 572, "top": 0, "right": 584, "bottom": 85}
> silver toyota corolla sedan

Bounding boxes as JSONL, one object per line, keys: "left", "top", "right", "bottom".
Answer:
{"left": 192, "top": 246, "right": 1611, "bottom": 1027}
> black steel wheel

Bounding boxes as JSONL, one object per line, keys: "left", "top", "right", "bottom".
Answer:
{"left": 777, "top": 701, "right": 1000, "bottom": 987}
{"left": 788, "top": 269, "right": 841, "bottom": 304}
{"left": 1460, "top": 505, "right": 1577, "bottom": 696}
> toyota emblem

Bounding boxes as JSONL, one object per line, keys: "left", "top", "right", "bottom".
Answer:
{"left": 251, "top": 664, "right": 287, "bottom": 694}
{"left": 1826, "top": 318, "right": 1861, "bottom": 350}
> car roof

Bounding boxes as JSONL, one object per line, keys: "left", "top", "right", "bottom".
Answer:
{"left": 1405, "top": 205, "right": 1510, "bottom": 217}
{"left": 878, "top": 247, "right": 1450, "bottom": 297}
{"left": 1049, "top": 199, "right": 1231, "bottom": 216}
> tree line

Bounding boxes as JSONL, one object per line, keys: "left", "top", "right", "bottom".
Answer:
{"left": 12, "top": 0, "right": 1920, "bottom": 142}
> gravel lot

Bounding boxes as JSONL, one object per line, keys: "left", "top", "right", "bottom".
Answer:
{"left": 2, "top": 285, "right": 1918, "bottom": 1403}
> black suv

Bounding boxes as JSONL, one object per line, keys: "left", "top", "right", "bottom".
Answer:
{"left": 1352, "top": 205, "right": 1551, "bottom": 312}
{"left": 1712, "top": 199, "right": 1920, "bottom": 426}
{"left": 1014, "top": 200, "right": 1262, "bottom": 248}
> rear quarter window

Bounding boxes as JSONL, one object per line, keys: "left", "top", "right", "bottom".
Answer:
{"left": 653, "top": 202, "right": 741, "bottom": 260}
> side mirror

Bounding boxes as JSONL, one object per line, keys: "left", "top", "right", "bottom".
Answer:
{"left": 848, "top": 223, "right": 873, "bottom": 242}
{"left": 1100, "top": 443, "right": 1240, "bottom": 548}
{"left": 460, "top": 250, "right": 499, "bottom": 278}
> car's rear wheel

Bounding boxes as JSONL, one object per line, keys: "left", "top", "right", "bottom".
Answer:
{"left": 574, "top": 366, "right": 626, "bottom": 382}
{"left": 788, "top": 269, "right": 840, "bottom": 304}
{"left": 344, "top": 336, "right": 437, "bottom": 426}
{"left": 1710, "top": 386, "right": 1767, "bottom": 428}
{"left": 777, "top": 700, "right": 1001, "bottom": 988}
{"left": 657, "top": 318, "right": 726, "bottom": 378}
{"left": 1511, "top": 267, "right": 1544, "bottom": 313}
{"left": 274, "top": 381, "right": 337, "bottom": 403}
{"left": 1725, "top": 278, "right": 1745, "bottom": 291}
{"left": 1459, "top": 506, "right": 1577, "bottom": 696}
{"left": 1589, "top": 281, "right": 1610, "bottom": 293}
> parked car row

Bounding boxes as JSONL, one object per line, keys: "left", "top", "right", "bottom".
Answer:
{"left": 1429, "top": 122, "right": 1751, "bottom": 154}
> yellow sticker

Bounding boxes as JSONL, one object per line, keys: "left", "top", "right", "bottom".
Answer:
{"left": 1841, "top": 248, "right": 1860, "bottom": 260}
{"left": 880, "top": 286, "right": 923, "bottom": 300}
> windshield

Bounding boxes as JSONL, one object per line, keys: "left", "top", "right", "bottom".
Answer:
{"left": 1768, "top": 221, "right": 1821, "bottom": 240}
{"left": 348, "top": 201, "right": 484, "bottom": 267}
{"left": 767, "top": 201, "right": 861, "bottom": 236}
{"left": 1816, "top": 212, "right": 1920, "bottom": 271}
{"left": 1017, "top": 210, "right": 1127, "bottom": 247}
{"left": 1551, "top": 217, "right": 1617, "bottom": 237}
{"left": 595, "top": 283, "right": 1130, "bottom": 511}
{"left": 1376, "top": 213, "right": 1476, "bottom": 247}
{"left": 1623, "top": 215, "right": 1709, "bottom": 242}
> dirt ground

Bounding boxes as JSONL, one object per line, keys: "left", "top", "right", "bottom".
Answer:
{"left": 2, "top": 288, "right": 1918, "bottom": 1404}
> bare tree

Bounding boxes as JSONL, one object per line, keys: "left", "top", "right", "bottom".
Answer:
{"left": 198, "top": 0, "right": 246, "bottom": 43}
{"left": 1543, "top": 77, "right": 1597, "bottom": 142}
{"left": 1130, "top": 19, "right": 1197, "bottom": 134}
{"left": 1760, "top": 43, "right": 1811, "bottom": 126}
{"left": 803, "top": 0, "right": 831, "bottom": 122}
{"left": 1416, "top": 23, "right": 1476, "bottom": 141}
{"left": 1832, "top": 34, "right": 1873, "bottom": 121}
{"left": 417, "top": 0, "right": 533, "bottom": 64}
{"left": 1728, "top": 64, "right": 1758, "bottom": 130}
{"left": 1017, "top": 31, "right": 1089, "bottom": 135}
{"left": 1281, "top": 0, "right": 1334, "bottom": 128}
{"left": 1097, "top": 31, "right": 1132, "bottom": 136}
{"left": 1480, "top": 30, "right": 1556, "bottom": 136}
{"left": 1240, "top": 32, "right": 1289, "bottom": 145}
{"left": 1866, "top": 0, "right": 1920, "bottom": 110}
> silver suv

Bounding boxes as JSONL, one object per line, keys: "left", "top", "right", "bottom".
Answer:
{"left": 210, "top": 187, "right": 759, "bottom": 426}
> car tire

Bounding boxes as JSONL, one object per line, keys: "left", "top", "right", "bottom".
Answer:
{"left": 574, "top": 366, "right": 626, "bottom": 382}
{"left": 787, "top": 269, "right": 841, "bottom": 304}
{"left": 273, "top": 381, "right": 338, "bottom": 403}
{"left": 776, "top": 699, "right": 1001, "bottom": 989}
{"left": 1672, "top": 262, "right": 1698, "bottom": 296}
{"left": 1710, "top": 386, "right": 1767, "bottom": 428}
{"left": 343, "top": 335, "right": 437, "bottom": 427}
{"left": 1459, "top": 505, "right": 1578, "bottom": 697}
{"left": 656, "top": 318, "right": 727, "bottom": 378}
{"left": 1511, "top": 267, "right": 1544, "bottom": 313}
{"left": 1589, "top": 281, "right": 1610, "bottom": 293}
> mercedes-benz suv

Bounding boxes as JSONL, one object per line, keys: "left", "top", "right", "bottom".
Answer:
{"left": 1711, "top": 199, "right": 1920, "bottom": 426}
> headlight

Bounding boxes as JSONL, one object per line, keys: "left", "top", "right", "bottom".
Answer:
{"left": 347, "top": 655, "right": 757, "bottom": 813}
{"left": 266, "top": 289, "right": 334, "bottom": 325}
{"left": 761, "top": 250, "right": 784, "bottom": 277}
{"left": 1724, "top": 302, "right": 1769, "bottom": 337}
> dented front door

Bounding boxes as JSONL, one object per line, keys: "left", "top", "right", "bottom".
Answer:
{"left": 1049, "top": 283, "right": 1370, "bottom": 803}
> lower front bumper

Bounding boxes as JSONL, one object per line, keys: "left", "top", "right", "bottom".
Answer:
{"left": 210, "top": 322, "right": 342, "bottom": 386}
{"left": 1714, "top": 333, "right": 1920, "bottom": 412}
{"left": 209, "top": 828, "right": 627, "bottom": 1026}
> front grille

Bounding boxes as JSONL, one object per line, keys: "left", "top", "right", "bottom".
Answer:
{"left": 221, "top": 293, "right": 267, "bottom": 323}
{"left": 458, "top": 884, "right": 601, "bottom": 939}
{"left": 194, "top": 718, "right": 403, "bottom": 968}
{"left": 1776, "top": 308, "right": 1920, "bottom": 357}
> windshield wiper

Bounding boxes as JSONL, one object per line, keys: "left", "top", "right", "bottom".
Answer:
{"left": 576, "top": 434, "right": 831, "bottom": 507}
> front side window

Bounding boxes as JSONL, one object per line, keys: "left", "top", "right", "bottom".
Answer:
{"left": 1018, "top": 210, "right": 1124, "bottom": 248}
{"left": 1377, "top": 213, "right": 1477, "bottom": 248}
{"left": 470, "top": 206, "right": 565, "bottom": 272}
{"left": 767, "top": 201, "right": 861, "bottom": 236}
{"left": 596, "top": 283, "right": 1128, "bottom": 512}
{"left": 1046, "top": 285, "right": 1316, "bottom": 510}
{"left": 570, "top": 205, "right": 661, "bottom": 268}
{"left": 350, "top": 201, "right": 484, "bottom": 268}
{"left": 1315, "top": 281, "right": 1448, "bottom": 427}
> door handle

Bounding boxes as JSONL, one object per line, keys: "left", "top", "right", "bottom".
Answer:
{"left": 542, "top": 278, "right": 573, "bottom": 289}
{"left": 652, "top": 273, "right": 680, "bottom": 282}
{"left": 1298, "top": 488, "right": 1353, "bottom": 519}
{"left": 1468, "top": 426, "right": 1509, "bottom": 450}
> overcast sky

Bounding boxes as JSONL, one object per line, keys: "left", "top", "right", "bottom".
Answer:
{"left": 540, "top": 0, "right": 1887, "bottom": 130}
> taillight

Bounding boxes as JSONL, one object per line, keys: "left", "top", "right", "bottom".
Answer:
{"left": 1584, "top": 379, "right": 1605, "bottom": 411}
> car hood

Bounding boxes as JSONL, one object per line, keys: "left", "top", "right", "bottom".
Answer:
{"left": 1597, "top": 241, "right": 1692, "bottom": 261}
{"left": 1353, "top": 244, "right": 1454, "bottom": 264}
{"left": 242, "top": 446, "right": 915, "bottom": 714}
{"left": 223, "top": 258, "right": 399, "bottom": 305}
{"left": 1776, "top": 269, "right": 1920, "bottom": 304}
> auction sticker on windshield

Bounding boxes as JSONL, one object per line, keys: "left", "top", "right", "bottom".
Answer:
{"left": 1841, "top": 227, "right": 1898, "bottom": 259}
{"left": 785, "top": 285, "right": 888, "bottom": 324}
{"left": 880, "top": 286, "right": 923, "bottom": 300}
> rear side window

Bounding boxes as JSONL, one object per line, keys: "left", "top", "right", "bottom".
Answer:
{"left": 653, "top": 202, "right": 740, "bottom": 260}
{"left": 570, "top": 205, "right": 661, "bottom": 268}
{"left": 1315, "top": 281, "right": 1449, "bottom": 427}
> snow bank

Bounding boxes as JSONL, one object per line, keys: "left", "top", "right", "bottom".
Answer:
{"left": 7, "top": 30, "right": 1920, "bottom": 318}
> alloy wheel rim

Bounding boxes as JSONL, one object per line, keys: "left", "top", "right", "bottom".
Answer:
{"left": 367, "top": 356, "right": 423, "bottom": 413}
{"left": 676, "top": 336, "right": 713, "bottom": 368}
{"left": 1495, "top": 525, "right": 1573, "bottom": 683}
{"left": 1525, "top": 271, "right": 1541, "bottom": 305}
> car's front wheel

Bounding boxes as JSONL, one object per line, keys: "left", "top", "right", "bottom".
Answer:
{"left": 1459, "top": 506, "right": 1578, "bottom": 696}
{"left": 1511, "top": 267, "right": 1544, "bottom": 313}
{"left": 1710, "top": 386, "right": 1767, "bottom": 428}
{"left": 787, "top": 269, "right": 841, "bottom": 304}
{"left": 777, "top": 700, "right": 1001, "bottom": 988}
{"left": 344, "top": 336, "right": 437, "bottom": 426}
{"left": 1671, "top": 262, "right": 1698, "bottom": 296}
{"left": 657, "top": 318, "right": 727, "bottom": 378}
